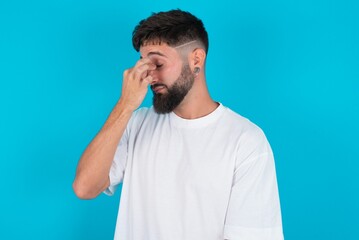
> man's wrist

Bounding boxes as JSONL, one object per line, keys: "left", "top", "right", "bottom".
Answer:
{"left": 116, "top": 98, "right": 136, "bottom": 115}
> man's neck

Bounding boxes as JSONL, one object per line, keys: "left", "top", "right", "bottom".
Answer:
{"left": 174, "top": 99, "right": 219, "bottom": 119}
{"left": 173, "top": 79, "right": 219, "bottom": 119}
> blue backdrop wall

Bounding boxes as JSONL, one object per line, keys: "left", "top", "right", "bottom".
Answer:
{"left": 1, "top": 0, "right": 358, "bottom": 239}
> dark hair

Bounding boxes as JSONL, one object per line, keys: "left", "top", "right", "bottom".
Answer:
{"left": 132, "top": 9, "right": 209, "bottom": 53}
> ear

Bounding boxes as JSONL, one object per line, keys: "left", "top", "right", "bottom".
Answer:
{"left": 188, "top": 48, "right": 206, "bottom": 72}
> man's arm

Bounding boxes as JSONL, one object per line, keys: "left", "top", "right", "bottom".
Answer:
{"left": 72, "top": 58, "right": 156, "bottom": 199}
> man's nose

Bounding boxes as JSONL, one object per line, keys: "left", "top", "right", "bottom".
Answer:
{"left": 148, "top": 70, "right": 159, "bottom": 84}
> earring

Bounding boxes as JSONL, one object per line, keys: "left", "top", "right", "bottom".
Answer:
{"left": 194, "top": 67, "right": 200, "bottom": 74}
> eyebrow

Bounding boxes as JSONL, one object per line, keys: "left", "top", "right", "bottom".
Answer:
{"left": 140, "top": 51, "right": 167, "bottom": 59}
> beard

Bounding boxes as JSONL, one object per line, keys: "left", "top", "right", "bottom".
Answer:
{"left": 152, "top": 64, "right": 195, "bottom": 114}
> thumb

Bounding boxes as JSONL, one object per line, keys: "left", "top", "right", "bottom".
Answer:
{"left": 142, "top": 75, "right": 153, "bottom": 85}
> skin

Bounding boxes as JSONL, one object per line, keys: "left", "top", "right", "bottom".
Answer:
{"left": 73, "top": 41, "right": 218, "bottom": 199}
{"left": 144, "top": 42, "right": 218, "bottom": 118}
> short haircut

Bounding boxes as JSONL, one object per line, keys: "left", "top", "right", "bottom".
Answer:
{"left": 132, "top": 9, "right": 209, "bottom": 53}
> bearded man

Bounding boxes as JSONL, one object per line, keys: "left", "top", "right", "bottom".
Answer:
{"left": 73, "top": 9, "right": 284, "bottom": 240}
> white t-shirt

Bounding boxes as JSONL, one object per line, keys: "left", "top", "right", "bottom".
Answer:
{"left": 105, "top": 103, "right": 284, "bottom": 240}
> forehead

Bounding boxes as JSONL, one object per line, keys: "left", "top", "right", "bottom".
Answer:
{"left": 139, "top": 43, "right": 180, "bottom": 60}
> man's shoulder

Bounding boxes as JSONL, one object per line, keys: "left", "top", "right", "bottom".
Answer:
{"left": 222, "top": 106, "right": 271, "bottom": 157}
{"left": 222, "top": 106, "right": 259, "bottom": 129}
{"left": 130, "top": 106, "right": 155, "bottom": 123}
{"left": 222, "top": 105, "right": 266, "bottom": 140}
{"left": 133, "top": 106, "right": 153, "bottom": 117}
{"left": 127, "top": 106, "right": 162, "bottom": 129}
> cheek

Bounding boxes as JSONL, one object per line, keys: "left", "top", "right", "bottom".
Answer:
{"left": 160, "top": 65, "right": 182, "bottom": 82}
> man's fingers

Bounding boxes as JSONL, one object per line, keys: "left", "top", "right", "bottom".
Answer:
{"left": 133, "top": 57, "right": 152, "bottom": 67}
{"left": 133, "top": 62, "right": 156, "bottom": 81}
{"left": 133, "top": 58, "right": 155, "bottom": 73}
{"left": 120, "top": 58, "right": 156, "bottom": 111}
{"left": 142, "top": 75, "right": 153, "bottom": 85}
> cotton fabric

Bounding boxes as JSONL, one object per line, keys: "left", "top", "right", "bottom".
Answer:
{"left": 105, "top": 103, "right": 284, "bottom": 240}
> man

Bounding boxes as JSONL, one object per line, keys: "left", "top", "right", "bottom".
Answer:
{"left": 73, "top": 9, "right": 284, "bottom": 240}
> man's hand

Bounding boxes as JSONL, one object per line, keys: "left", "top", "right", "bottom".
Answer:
{"left": 73, "top": 58, "right": 156, "bottom": 199}
{"left": 120, "top": 58, "right": 156, "bottom": 111}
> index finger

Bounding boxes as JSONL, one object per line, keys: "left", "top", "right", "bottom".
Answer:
{"left": 132, "top": 59, "right": 156, "bottom": 81}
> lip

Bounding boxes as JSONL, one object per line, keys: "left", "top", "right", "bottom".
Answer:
{"left": 152, "top": 85, "right": 167, "bottom": 93}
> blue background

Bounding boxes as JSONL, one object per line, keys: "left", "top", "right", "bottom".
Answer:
{"left": 1, "top": 0, "right": 358, "bottom": 239}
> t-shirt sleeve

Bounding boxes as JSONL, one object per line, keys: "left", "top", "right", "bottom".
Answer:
{"left": 224, "top": 126, "right": 284, "bottom": 240}
{"left": 104, "top": 109, "right": 139, "bottom": 196}
{"left": 103, "top": 108, "right": 147, "bottom": 196}
{"left": 103, "top": 127, "right": 129, "bottom": 196}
